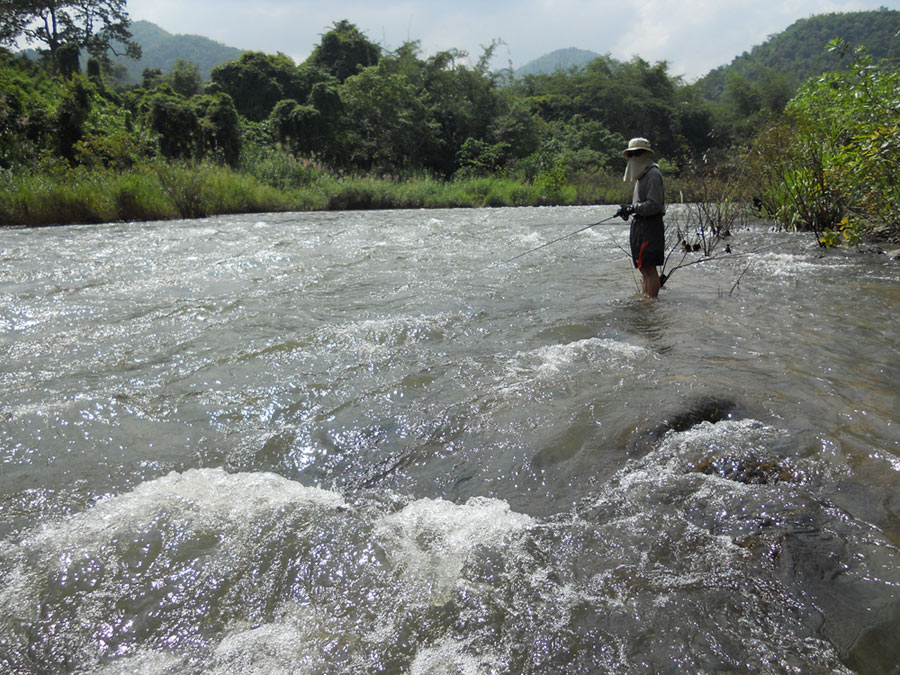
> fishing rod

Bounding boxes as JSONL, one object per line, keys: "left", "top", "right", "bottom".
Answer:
{"left": 500, "top": 214, "right": 621, "bottom": 266}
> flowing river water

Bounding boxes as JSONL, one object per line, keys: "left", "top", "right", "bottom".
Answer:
{"left": 1, "top": 206, "right": 898, "bottom": 673}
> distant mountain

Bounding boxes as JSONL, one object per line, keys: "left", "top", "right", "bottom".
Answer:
{"left": 696, "top": 9, "right": 900, "bottom": 101}
{"left": 514, "top": 48, "right": 601, "bottom": 77}
{"left": 112, "top": 20, "right": 244, "bottom": 83}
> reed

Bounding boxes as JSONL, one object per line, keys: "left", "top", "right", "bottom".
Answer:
{"left": 175, "top": 163, "right": 291, "bottom": 216}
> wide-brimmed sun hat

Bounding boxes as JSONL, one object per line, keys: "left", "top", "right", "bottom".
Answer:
{"left": 623, "top": 137, "right": 654, "bottom": 157}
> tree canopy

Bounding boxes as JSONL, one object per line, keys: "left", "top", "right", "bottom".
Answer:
{"left": 0, "top": 0, "right": 141, "bottom": 73}
{"left": 0, "top": 20, "right": 719, "bottom": 178}
{"left": 309, "top": 20, "right": 381, "bottom": 82}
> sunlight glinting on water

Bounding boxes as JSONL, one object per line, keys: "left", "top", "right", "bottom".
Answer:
{"left": 1, "top": 206, "right": 898, "bottom": 672}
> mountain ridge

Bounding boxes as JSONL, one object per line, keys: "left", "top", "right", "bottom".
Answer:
{"left": 514, "top": 47, "right": 601, "bottom": 77}
{"left": 511, "top": 8, "right": 899, "bottom": 91}
{"left": 111, "top": 20, "right": 244, "bottom": 83}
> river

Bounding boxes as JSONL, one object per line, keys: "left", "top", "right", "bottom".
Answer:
{"left": 1, "top": 206, "right": 898, "bottom": 673}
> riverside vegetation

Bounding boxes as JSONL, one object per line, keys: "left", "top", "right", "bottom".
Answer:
{"left": 0, "top": 6, "right": 898, "bottom": 247}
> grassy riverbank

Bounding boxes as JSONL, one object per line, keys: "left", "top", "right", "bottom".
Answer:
{"left": 0, "top": 160, "right": 637, "bottom": 227}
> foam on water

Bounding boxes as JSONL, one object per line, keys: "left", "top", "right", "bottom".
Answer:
{"left": 757, "top": 251, "right": 824, "bottom": 277}
{"left": 518, "top": 337, "right": 648, "bottom": 377}
{"left": 0, "top": 469, "right": 349, "bottom": 666}
{"left": 409, "top": 637, "right": 504, "bottom": 675}
{"left": 485, "top": 337, "right": 649, "bottom": 406}
{"left": 318, "top": 312, "right": 454, "bottom": 358}
{"left": 376, "top": 495, "right": 534, "bottom": 603}
{"left": 0, "top": 468, "right": 540, "bottom": 672}
{"left": 2, "top": 415, "right": 894, "bottom": 673}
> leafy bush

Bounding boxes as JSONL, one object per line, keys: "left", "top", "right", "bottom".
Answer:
{"left": 748, "top": 39, "right": 900, "bottom": 244}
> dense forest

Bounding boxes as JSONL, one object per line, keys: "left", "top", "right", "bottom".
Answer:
{"left": 0, "top": 3, "right": 898, "bottom": 245}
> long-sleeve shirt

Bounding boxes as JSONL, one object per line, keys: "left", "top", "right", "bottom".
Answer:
{"left": 632, "top": 165, "right": 665, "bottom": 218}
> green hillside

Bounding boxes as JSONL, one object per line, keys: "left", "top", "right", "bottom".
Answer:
{"left": 697, "top": 9, "right": 900, "bottom": 100}
{"left": 112, "top": 20, "right": 244, "bottom": 82}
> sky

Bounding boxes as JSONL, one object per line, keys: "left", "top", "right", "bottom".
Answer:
{"left": 125, "top": 0, "right": 898, "bottom": 80}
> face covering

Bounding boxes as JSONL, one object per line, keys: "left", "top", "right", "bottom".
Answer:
{"left": 623, "top": 153, "right": 655, "bottom": 182}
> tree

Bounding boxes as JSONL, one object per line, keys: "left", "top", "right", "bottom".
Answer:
{"left": 211, "top": 52, "right": 319, "bottom": 122}
{"left": 454, "top": 137, "right": 509, "bottom": 178}
{"left": 169, "top": 59, "right": 202, "bottom": 98}
{"left": 309, "top": 20, "right": 380, "bottom": 83}
{"left": 269, "top": 99, "right": 320, "bottom": 154}
{"left": 513, "top": 54, "right": 695, "bottom": 162}
{"left": 0, "top": 0, "right": 141, "bottom": 74}
{"left": 353, "top": 41, "right": 506, "bottom": 176}
{"left": 148, "top": 91, "right": 199, "bottom": 160}
{"left": 489, "top": 97, "right": 543, "bottom": 165}
{"left": 745, "top": 37, "right": 900, "bottom": 244}
{"left": 422, "top": 48, "right": 503, "bottom": 175}
{"left": 55, "top": 75, "right": 92, "bottom": 161}
{"left": 340, "top": 62, "right": 440, "bottom": 172}
{"left": 786, "top": 40, "right": 900, "bottom": 240}
{"left": 194, "top": 92, "right": 241, "bottom": 166}
{"left": 141, "top": 67, "right": 163, "bottom": 89}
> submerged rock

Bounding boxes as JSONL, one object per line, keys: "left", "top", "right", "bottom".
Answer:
{"left": 694, "top": 453, "right": 797, "bottom": 485}
{"left": 661, "top": 395, "right": 738, "bottom": 433}
{"left": 627, "top": 395, "right": 740, "bottom": 454}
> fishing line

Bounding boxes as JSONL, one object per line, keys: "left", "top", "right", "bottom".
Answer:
{"left": 479, "top": 214, "right": 621, "bottom": 274}
{"left": 597, "top": 224, "right": 642, "bottom": 292}
{"left": 730, "top": 260, "right": 754, "bottom": 295}
{"left": 502, "top": 214, "right": 620, "bottom": 264}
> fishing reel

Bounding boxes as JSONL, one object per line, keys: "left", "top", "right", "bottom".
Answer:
{"left": 615, "top": 204, "right": 636, "bottom": 220}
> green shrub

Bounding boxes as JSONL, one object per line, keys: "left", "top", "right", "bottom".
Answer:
{"left": 747, "top": 40, "right": 900, "bottom": 244}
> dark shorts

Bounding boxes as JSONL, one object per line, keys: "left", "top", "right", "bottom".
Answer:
{"left": 629, "top": 215, "right": 665, "bottom": 269}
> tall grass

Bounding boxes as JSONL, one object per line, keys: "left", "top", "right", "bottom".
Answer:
{"left": 156, "top": 163, "right": 292, "bottom": 217}
{"left": 569, "top": 169, "right": 633, "bottom": 205}
{"left": 112, "top": 172, "right": 178, "bottom": 222}
{"left": 0, "top": 167, "right": 116, "bottom": 226}
{"left": 0, "top": 162, "right": 293, "bottom": 226}
{"left": 0, "top": 155, "right": 639, "bottom": 228}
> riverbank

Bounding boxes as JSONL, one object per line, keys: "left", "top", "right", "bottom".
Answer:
{"left": 0, "top": 161, "right": 635, "bottom": 227}
{"left": 4, "top": 162, "right": 897, "bottom": 257}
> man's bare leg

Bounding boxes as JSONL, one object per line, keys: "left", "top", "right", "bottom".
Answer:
{"left": 640, "top": 266, "right": 660, "bottom": 299}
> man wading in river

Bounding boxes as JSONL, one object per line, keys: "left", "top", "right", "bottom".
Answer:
{"left": 617, "top": 137, "right": 665, "bottom": 298}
